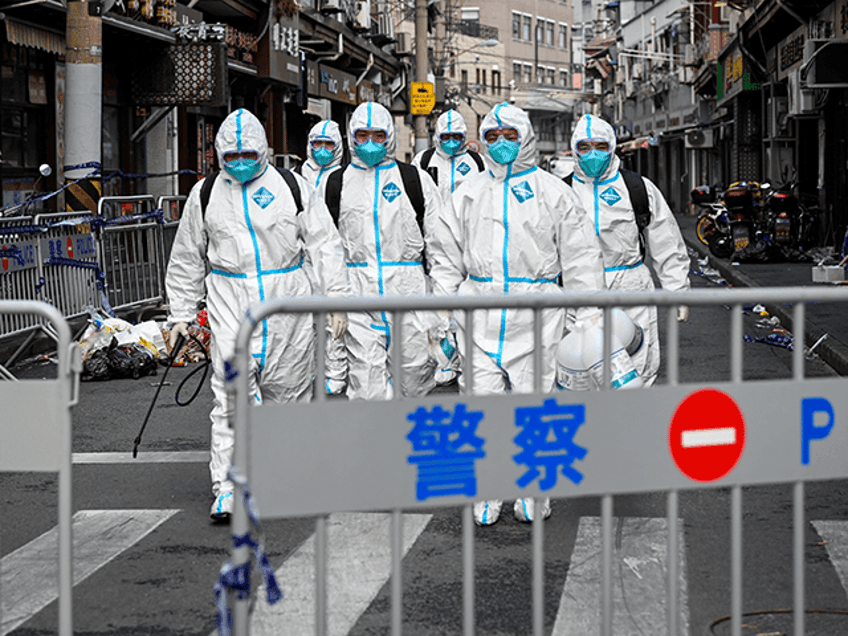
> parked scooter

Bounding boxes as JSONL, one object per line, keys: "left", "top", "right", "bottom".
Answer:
{"left": 690, "top": 184, "right": 735, "bottom": 258}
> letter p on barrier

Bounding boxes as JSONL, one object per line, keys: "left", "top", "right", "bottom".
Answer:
{"left": 801, "top": 397, "right": 834, "bottom": 465}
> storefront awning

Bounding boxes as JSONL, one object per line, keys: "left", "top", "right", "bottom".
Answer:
{"left": 5, "top": 19, "right": 64, "bottom": 56}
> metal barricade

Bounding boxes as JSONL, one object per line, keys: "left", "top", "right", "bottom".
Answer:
{"left": 96, "top": 195, "right": 163, "bottom": 315}
{"left": 157, "top": 195, "right": 185, "bottom": 303}
{"left": 0, "top": 217, "right": 41, "bottom": 374}
{"left": 0, "top": 301, "right": 79, "bottom": 634}
{"left": 227, "top": 286, "right": 848, "bottom": 636}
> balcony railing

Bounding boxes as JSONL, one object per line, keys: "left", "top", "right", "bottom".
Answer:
{"left": 447, "top": 19, "right": 498, "bottom": 41}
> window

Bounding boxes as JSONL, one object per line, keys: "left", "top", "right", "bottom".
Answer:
{"left": 1, "top": 107, "right": 44, "bottom": 169}
{"left": 482, "top": 69, "right": 487, "bottom": 93}
{"left": 450, "top": 61, "right": 456, "bottom": 78}
{"left": 547, "top": 68, "right": 555, "bottom": 85}
{"left": 492, "top": 69, "right": 501, "bottom": 95}
{"left": 476, "top": 67, "right": 480, "bottom": 87}
{"left": 460, "top": 7, "right": 479, "bottom": 21}
{"left": 537, "top": 65, "right": 545, "bottom": 83}
{"left": 559, "top": 23, "right": 568, "bottom": 49}
{"left": 523, "top": 15, "right": 532, "bottom": 41}
{"left": 461, "top": 69, "right": 468, "bottom": 89}
{"left": 524, "top": 63, "right": 532, "bottom": 83}
{"left": 547, "top": 21, "right": 555, "bottom": 46}
{"left": 512, "top": 12, "right": 521, "bottom": 40}
{"left": 513, "top": 61, "right": 522, "bottom": 83}
{"left": 560, "top": 69, "right": 569, "bottom": 87}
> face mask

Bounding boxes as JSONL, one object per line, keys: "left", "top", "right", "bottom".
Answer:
{"left": 224, "top": 157, "right": 263, "bottom": 184}
{"left": 578, "top": 149, "right": 612, "bottom": 178}
{"left": 440, "top": 139, "right": 462, "bottom": 156}
{"left": 487, "top": 138, "right": 520, "bottom": 165}
{"left": 313, "top": 147, "right": 335, "bottom": 167}
{"left": 355, "top": 139, "right": 388, "bottom": 167}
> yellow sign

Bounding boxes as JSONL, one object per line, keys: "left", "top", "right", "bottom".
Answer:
{"left": 410, "top": 81, "right": 435, "bottom": 115}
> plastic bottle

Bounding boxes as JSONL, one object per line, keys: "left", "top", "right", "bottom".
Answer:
{"left": 582, "top": 323, "right": 644, "bottom": 390}
{"left": 555, "top": 322, "right": 591, "bottom": 391}
{"left": 611, "top": 308, "right": 645, "bottom": 358}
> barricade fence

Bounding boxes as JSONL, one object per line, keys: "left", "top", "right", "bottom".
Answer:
{"left": 227, "top": 286, "right": 848, "bottom": 636}
{"left": 0, "top": 300, "right": 79, "bottom": 635}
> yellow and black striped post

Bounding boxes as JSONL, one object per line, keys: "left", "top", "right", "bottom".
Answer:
{"left": 65, "top": 175, "right": 101, "bottom": 213}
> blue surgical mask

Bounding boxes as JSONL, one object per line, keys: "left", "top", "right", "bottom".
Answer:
{"left": 224, "top": 157, "right": 263, "bottom": 184}
{"left": 440, "top": 139, "right": 462, "bottom": 156}
{"left": 578, "top": 149, "right": 612, "bottom": 178}
{"left": 487, "top": 138, "right": 520, "bottom": 165}
{"left": 355, "top": 139, "right": 388, "bottom": 167}
{"left": 313, "top": 147, "right": 335, "bottom": 167}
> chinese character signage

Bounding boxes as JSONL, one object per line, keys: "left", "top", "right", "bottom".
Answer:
{"left": 257, "top": 15, "right": 300, "bottom": 86}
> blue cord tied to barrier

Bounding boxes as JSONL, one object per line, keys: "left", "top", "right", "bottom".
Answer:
{"left": 40, "top": 256, "right": 117, "bottom": 318}
{"left": 0, "top": 245, "right": 24, "bottom": 266}
{"left": 214, "top": 467, "right": 283, "bottom": 635}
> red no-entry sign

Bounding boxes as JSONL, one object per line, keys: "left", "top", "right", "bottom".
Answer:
{"left": 669, "top": 388, "right": 746, "bottom": 482}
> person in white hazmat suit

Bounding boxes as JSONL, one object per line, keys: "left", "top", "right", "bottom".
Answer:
{"left": 166, "top": 108, "right": 350, "bottom": 521}
{"left": 568, "top": 114, "right": 690, "bottom": 386}
{"left": 427, "top": 102, "right": 607, "bottom": 526}
{"left": 316, "top": 101, "right": 443, "bottom": 401}
{"left": 412, "top": 109, "right": 486, "bottom": 386}
{"left": 297, "top": 119, "right": 349, "bottom": 395}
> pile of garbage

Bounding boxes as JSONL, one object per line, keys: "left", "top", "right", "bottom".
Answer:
{"left": 78, "top": 307, "right": 210, "bottom": 381}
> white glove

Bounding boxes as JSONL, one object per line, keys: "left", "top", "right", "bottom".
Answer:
{"left": 328, "top": 312, "right": 348, "bottom": 339}
{"left": 430, "top": 331, "right": 459, "bottom": 369}
{"left": 169, "top": 321, "right": 190, "bottom": 351}
{"left": 677, "top": 305, "right": 689, "bottom": 323}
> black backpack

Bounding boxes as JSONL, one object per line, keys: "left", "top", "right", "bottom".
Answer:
{"left": 324, "top": 162, "right": 426, "bottom": 234}
{"left": 564, "top": 170, "right": 650, "bottom": 258}
{"left": 420, "top": 147, "right": 485, "bottom": 187}
{"left": 198, "top": 168, "right": 303, "bottom": 218}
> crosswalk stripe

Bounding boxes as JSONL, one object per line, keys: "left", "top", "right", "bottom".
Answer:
{"left": 1, "top": 508, "right": 179, "bottom": 635}
{"left": 248, "top": 512, "right": 432, "bottom": 635}
{"left": 551, "top": 517, "right": 689, "bottom": 635}
{"left": 72, "top": 451, "right": 208, "bottom": 464}
{"left": 812, "top": 520, "right": 848, "bottom": 594}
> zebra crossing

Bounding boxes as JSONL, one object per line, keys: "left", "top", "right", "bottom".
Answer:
{"left": 4, "top": 509, "right": 848, "bottom": 635}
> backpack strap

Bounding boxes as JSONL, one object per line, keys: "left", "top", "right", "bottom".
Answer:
{"left": 397, "top": 161, "right": 426, "bottom": 235}
{"left": 324, "top": 165, "right": 345, "bottom": 226}
{"left": 420, "top": 147, "right": 436, "bottom": 172}
{"left": 619, "top": 169, "right": 650, "bottom": 258}
{"left": 199, "top": 171, "right": 219, "bottom": 219}
{"left": 278, "top": 168, "right": 304, "bottom": 214}
{"left": 563, "top": 173, "right": 573, "bottom": 187}
{"left": 293, "top": 164, "right": 303, "bottom": 176}
{"left": 466, "top": 149, "right": 485, "bottom": 171}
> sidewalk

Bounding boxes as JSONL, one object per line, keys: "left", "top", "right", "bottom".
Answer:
{"left": 677, "top": 213, "right": 848, "bottom": 376}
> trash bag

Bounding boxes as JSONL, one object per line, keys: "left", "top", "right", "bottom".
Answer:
{"left": 81, "top": 348, "right": 113, "bottom": 381}
{"left": 106, "top": 340, "right": 158, "bottom": 379}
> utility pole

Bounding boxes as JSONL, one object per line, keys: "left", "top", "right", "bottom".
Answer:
{"left": 414, "top": 0, "right": 429, "bottom": 154}
{"left": 65, "top": 0, "right": 102, "bottom": 212}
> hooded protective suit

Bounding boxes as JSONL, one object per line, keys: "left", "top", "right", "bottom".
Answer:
{"left": 166, "top": 108, "right": 349, "bottom": 499}
{"left": 412, "top": 109, "right": 485, "bottom": 204}
{"left": 317, "top": 101, "right": 443, "bottom": 400}
{"left": 569, "top": 114, "right": 690, "bottom": 386}
{"left": 299, "top": 119, "right": 344, "bottom": 188}
{"left": 428, "top": 102, "right": 606, "bottom": 526}
{"left": 299, "top": 120, "right": 348, "bottom": 394}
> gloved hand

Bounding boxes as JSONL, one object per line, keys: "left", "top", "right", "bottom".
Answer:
{"left": 328, "top": 312, "right": 348, "bottom": 339}
{"left": 169, "top": 322, "right": 190, "bottom": 352}
{"left": 430, "top": 331, "right": 459, "bottom": 369}
{"left": 677, "top": 305, "right": 689, "bottom": 322}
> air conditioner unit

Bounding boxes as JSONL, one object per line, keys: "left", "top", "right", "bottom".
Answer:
{"left": 353, "top": 0, "right": 371, "bottom": 30}
{"left": 631, "top": 62, "right": 643, "bottom": 79}
{"left": 683, "top": 44, "right": 695, "bottom": 66}
{"left": 768, "top": 96, "right": 789, "bottom": 136}
{"left": 394, "top": 31, "right": 410, "bottom": 55}
{"left": 685, "top": 128, "right": 713, "bottom": 149}
{"left": 624, "top": 79, "right": 635, "bottom": 98}
{"left": 320, "top": 0, "right": 343, "bottom": 16}
{"left": 787, "top": 68, "right": 815, "bottom": 115}
{"left": 377, "top": 12, "right": 393, "bottom": 36}
{"left": 677, "top": 66, "right": 694, "bottom": 84}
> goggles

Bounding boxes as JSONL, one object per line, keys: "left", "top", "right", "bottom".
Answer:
{"left": 483, "top": 127, "right": 519, "bottom": 144}
{"left": 353, "top": 128, "right": 387, "bottom": 144}
{"left": 575, "top": 138, "right": 611, "bottom": 155}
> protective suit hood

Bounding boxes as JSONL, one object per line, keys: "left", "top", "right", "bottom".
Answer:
{"left": 307, "top": 119, "right": 344, "bottom": 168}
{"left": 433, "top": 109, "right": 468, "bottom": 158}
{"left": 479, "top": 102, "right": 536, "bottom": 177}
{"left": 215, "top": 109, "right": 269, "bottom": 176}
{"left": 349, "top": 101, "right": 396, "bottom": 168}
{"left": 571, "top": 114, "right": 621, "bottom": 181}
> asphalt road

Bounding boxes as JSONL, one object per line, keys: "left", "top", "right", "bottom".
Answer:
{"left": 3, "top": 250, "right": 848, "bottom": 635}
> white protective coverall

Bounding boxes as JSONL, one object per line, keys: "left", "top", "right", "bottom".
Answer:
{"left": 299, "top": 119, "right": 344, "bottom": 188}
{"left": 299, "top": 120, "right": 349, "bottom": 394}
{"left": 166, "top": 109, "right": 349, "bottom": 499}
{"left": 411, "top": 109, "right": 485, "bottom": 204}
{"left": 317, "top": 101, "right": 442, "bottom": 400}
{"left": 569, "top": 114, "right": 690, "bottom": 386}
{"left": 428, "top": 102, "right": 606, "bottom": 525}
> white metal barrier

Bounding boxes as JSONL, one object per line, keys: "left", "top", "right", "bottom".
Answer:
{"left": 226, "top": 285, "right": 848, "bottom": 636}
{"left": 0, "top": 217, "right": 41, "bottom": 377}
{"left": 157, "top": 195, "right": 186, "bottom": 304}
{"left": 96, "top": 195, "right": 164, "bottom": 315}
{"left": 0, "top": 301, "right": 79, "bottom": 633}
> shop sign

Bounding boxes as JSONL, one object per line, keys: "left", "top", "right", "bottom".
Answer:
{"left": 776, "top": 24, "right": 806, "bottom": 81}
{"left": 257, "top": 15, "right": 300, "bottom": 85}
{"left": 318, "top": 65, "right": 357, "bottom": 105}
{"left": 377, "top": 85, "right": 392, "bottom": 109}
{"left": 717, "top": 42, "right": 760, "bottom": 105}
{"left": 357, "top": 80, "right": 376, "bottom": 104}
{"left": 305, "top": 60, "right": 319, "bottom": 96}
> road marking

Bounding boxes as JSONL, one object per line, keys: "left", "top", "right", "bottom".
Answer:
{"left": 247, "top": 512, "right": 432, "bottom": 635}
{"left": 73, "top": 451, "right": 208, "bottom": 464}
{"left": 812, "top": 520, "right": 848, "bottom": 594}
{"left": 1, "top": 509, "right": 179, "bottom": 635}
{"left": 681, "top": 427, "right": 737, "bottom": 448}
{"left": 552, "top": 517, "right": 689, "bottom": 635}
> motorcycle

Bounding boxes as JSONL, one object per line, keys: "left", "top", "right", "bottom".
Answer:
{"left": 691, "top": 184, "right": 735, "bottom": 259}
{"left": 761, "top": 179, "right": 820, "bottom": 253}
{"left": 721, "top": 180, "right": 765, "bottom": 254}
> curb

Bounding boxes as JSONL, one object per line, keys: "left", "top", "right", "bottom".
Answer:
{"left": 683, "top": 231, "right": 848, "bottom": 377}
